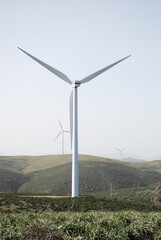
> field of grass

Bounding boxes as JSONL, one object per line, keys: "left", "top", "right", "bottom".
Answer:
{"left": 0, "top": 210, "right": 161, "bottom": 239}
{"left": 0, "top": 194, "right": 161, "bottom": 239}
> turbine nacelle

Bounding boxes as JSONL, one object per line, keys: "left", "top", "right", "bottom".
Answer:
{"left": 72, "top": 81, "right": 81, "bottom": 88}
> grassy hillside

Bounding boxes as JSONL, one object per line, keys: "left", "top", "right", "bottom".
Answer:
{"left": 18, "top": 160, "right": 161, "bottom": 195}
{"left": 1, "top": 154, "right": 161, "bottom": 174}
{"left": 0, "top": 156, "right": 27, "bottom": 173}
{"left": 0, "top": 169, "right": 31, "bottom": 192}
{"left": 0, "top": 155, "right": 161, "bottom": 199}
{"left": 0, "top": 154, "right": 113, "bottom": 173}
{"left": 97, "top": 182, "right": 161, "bottom": 204}
{"left": 127, "top": 159, "right": 161, "bottom": 173}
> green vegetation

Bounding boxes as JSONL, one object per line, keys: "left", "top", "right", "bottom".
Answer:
{"left": 0, "top": 155, "right": 110, "bottom": 173}
{"left": 1, "top": 155, "right": 161, "bottom": 239}
{"left": 126, "top": 159, "right": 161, "bottom": 174}
{"left": 0, "top": 194, "right": 161, "bottom": 213}
{"left": 97, "top": 182, "right": 161, "bottom": 204}
{"left": 0, "top": 193, "right": 161, "bottom": 240}
{"left": 0, "top": 155, "right": 161, "bottom": 199}
{"left": 0, "top": 194, "right": 160, "bottom": 239}
{"left": 0, "top": 210, "right": 161, "bottom": 239}
{"left": 0, "top": 169, "right": 31, "bottom": 192}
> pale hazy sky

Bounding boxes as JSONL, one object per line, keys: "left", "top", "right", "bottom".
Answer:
{"left": 0, "top": 0, "right": 161, "bottom": 159}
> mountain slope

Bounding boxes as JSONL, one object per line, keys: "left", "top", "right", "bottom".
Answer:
{"left": 0, "top": 155, "right": 113, "bottom": 173}
{"left": 127, "top": 160, "right": 161, "bottom": 173}
{"left": 0, "top": 169, "right": 31, "bottom": 192}
{"left": 18, "top": 160, "right": 161, "bottom": 195}
{"left": 1, "top": 155, "right": 161, "bottom": 195}
{"left": 0, "top": 156, "right": 27, "bottom": 173}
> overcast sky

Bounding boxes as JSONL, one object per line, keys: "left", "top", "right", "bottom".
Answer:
{"left": 0, "top": 0, "right": 161, "bottom": 159}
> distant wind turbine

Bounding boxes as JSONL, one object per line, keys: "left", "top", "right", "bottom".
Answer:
{"left": 54, "top": 119, "right": 70, "bottom": 155}
{"left": 114, "top": 147, "right": 126, "bottom": 161}
{"left": 18, "top": 47, "right": 131, "bottom": 197}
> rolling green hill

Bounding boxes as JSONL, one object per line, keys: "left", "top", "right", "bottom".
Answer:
{"left": 97, "top": 182, "right": 161, "bottom": 204}
{"left": 127, "top": 160, "right": 161, "bottom": 173}
{"left": 0, "top": 154, "right": 112, "bottom": 173}
{"left": 0, "top": 155, "right": 161, "bottom": 201}
{"left": 18, "top": 160, "right": 161, "bottom": 195}
{"left": 0, "top": 169, "right": 31, "bottom": 192}
{"left": 0, "top": 156, "right": 27, "bottom": 173}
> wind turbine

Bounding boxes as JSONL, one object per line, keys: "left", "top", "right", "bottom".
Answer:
{"left": 114, "top": 147, "right": 126, "bottom": 161}
{"left": 54, "top": 119, "right": 70, "bottom": 154}
{"left": 18, "top": 47, "right": 131, "bottom": 197}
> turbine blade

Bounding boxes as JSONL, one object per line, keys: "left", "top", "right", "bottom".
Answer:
{"left": 58, "top": 119, "right": 63, "bottom": 130}
{"left": 18, "top": 47, "right": 72, "bottom": 85}
{"left": 63, "top": 130, "right": 70, "bottom": 133}
{"left": 54, "top": 131, "right": 62, "bottom": 141}
{"left": 80, "top": 55, "right": 131, "bottom": 84}
{"left": 70, "top": 90, "right": 73, "bottom": 150}
{"left": 114, "top": 147, "right": 121, "bottom": 152}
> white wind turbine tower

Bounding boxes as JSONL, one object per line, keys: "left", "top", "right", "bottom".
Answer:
{"left": 18, "top": 47, "right": 131, "bottom": 197}
{"left": 114, "top": 147, "right": 126, "bottom": 161}
{"left": 54, "top": 119, "right": 70, "bottom": 155}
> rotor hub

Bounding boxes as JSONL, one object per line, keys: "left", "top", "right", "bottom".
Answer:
{"left": 72, "top": 81, "right": 81, "bottom": 88}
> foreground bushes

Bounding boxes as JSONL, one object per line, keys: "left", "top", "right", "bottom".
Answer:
{"left": 0, "top": 194, "right": 160, "bottom": 239}
{"left": 0, "top": 194, "right": 161, "bottom": 213}
{"left": 0, "top": 211, "right": 161, "bottom": 239}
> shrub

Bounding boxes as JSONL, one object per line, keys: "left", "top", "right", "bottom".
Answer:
{"left": 23, "top": 225, "right": 63, "bottom": 240}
